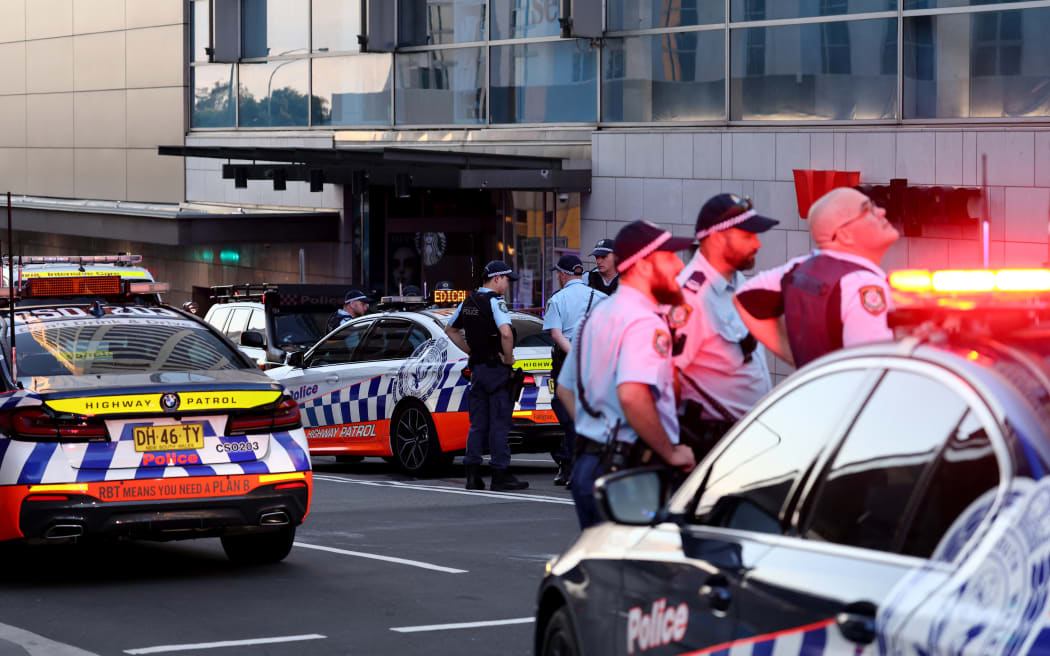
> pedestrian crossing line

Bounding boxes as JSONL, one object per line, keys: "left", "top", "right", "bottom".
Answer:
{"left": 312, "top": 474, "right": 575, "bottom": 505}
{"left": 390, "top": 618, "right": 534, "bottom": 633}
{"left": 124, "top": 634, "right": 326, "bottom": 654}
{"left": 294, "top": 541, "right": 468, "bottom": 573}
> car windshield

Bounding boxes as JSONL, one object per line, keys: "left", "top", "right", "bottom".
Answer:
{"left": 274, "top": 311, "right": 331, "bottom": 349}
{"left": 513, "top": 318, "right": 553, "bottom": 347}
{"left": 13, "top": 310, "right": 244, "bottom": 376}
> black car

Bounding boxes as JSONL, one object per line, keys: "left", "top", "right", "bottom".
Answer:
{"left": 535, "top": 268, "right": 1050, "bottom": 655}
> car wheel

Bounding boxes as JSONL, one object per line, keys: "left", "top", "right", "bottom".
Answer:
{"left": 221, "top": 526, "right": 295, "bottom": 565}
{"left": 391, "top": 402, "right": 450, "bottom": 476}
{"left": 541, "top": 607, "right": 580, "bottom": 656}
{"left": 335, "top": 455, "right": 364, "bottom": 464}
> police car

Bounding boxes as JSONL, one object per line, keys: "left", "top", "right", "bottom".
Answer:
{"left": 266, "top": 296, "right": 562, "bottom": 476}
{"left": 0, "top": 256, "right": 311, "bottom": 564}
{"left": 535, "top": 267, "right": 1050, "bottom": 655}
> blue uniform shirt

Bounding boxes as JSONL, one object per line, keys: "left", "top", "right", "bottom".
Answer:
{"left": 542, "top": 278, "right": 607, "bottom": 344}
{"left": 557, "top": 285, "right": 680, "bottom": 445}
{"left": 448, "top": 287, "right": 512, "bottom": 328}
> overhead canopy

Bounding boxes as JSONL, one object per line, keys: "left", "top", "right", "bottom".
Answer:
{"left": 158, "top": 145, "right": 592, "bottom": 193}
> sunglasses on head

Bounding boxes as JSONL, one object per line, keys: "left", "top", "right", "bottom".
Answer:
{"left": 716, "top": 196, "right": 754, "bottom": 223}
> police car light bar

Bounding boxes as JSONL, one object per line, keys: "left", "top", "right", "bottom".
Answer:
{"left": 5, "top": 254, "right": 143, "bottom": 265}
{"left": 127, "top": 282, "right": 169, "bottom": 294}
{"left": 891, "top": 269, "right": 1050, "bottom": 294}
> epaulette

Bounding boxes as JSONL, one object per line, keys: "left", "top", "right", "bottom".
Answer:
{"left": 683, "top": 270, "right": 706, "bottom": 293}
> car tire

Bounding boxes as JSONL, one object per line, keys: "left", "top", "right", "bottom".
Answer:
{"left": 221, "top": 526, "right": 295, "bottom": 565}
{"left": 390, "top": 401, "right": 450, "bottom": 477}
{"left": 541, "top": 607, "right": 581, "bottom": 656}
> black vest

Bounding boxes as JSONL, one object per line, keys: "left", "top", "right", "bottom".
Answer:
{"left": 456, "top": 290, "right": 503, "bottom": 367}
{"left": 587, "top": 269, "right": 618, "bottom": 295}
{"left": 782, "top": 255, "right": 870, "bottom": 368}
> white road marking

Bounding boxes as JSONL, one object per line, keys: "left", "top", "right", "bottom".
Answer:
{"left": 294, "top": 541, "right": 467, "bottom": 573}
{"left": 313, "top": 474, "right": 574, "bottom": 505}
{"left": 0, "top": 622, "right": 101, "bottom": 655}
{"left": 391, "top": 618, "right": 534, "bottom": 633}
{"left": 123, "top": 634, "right": 325, "bottom": 655}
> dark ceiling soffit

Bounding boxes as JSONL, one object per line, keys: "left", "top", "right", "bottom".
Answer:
{"left": 176, "top": 211, "right": 340, "bottom": 245}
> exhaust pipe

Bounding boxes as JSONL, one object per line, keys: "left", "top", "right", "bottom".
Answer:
{"left": 45, "top": 524, "right": 84, "bottom": 540}
{"left": 259, "top": 511, "right": 289, "bottom": 526}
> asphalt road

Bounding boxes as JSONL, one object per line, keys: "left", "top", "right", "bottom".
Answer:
{"left": 0, "top": 456, "right": 579, "bottom": 656}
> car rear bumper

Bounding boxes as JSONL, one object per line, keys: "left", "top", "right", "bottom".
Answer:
{"left": 509, "top": 415, "right": 564, "bottom": 453}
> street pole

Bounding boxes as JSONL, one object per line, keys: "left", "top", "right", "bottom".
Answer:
{"left": 6, "top": 191, "right": 14, "bottom": 379}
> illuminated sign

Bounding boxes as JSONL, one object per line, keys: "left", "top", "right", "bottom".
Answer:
{"left": 434, "top": 289, "right": 468, "bottom": 304}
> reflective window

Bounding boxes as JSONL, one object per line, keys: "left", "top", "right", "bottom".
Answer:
{"left": 730, "top": 18, "right": 898, "bottom": 120}
{"left": 490, "top": 41, "right": 597, "bottom": 123}
{"left": 491, "top": 0, "right": 562, "bottom": 39}
{"left": 399, "top": 0, "right": 487, "bottom": 46}
{"left": 608, "top": 0, "right": 724, "bottom": 31}
{"left": 694, "top": 370, "right": 869, "bottom": 532}
{"left": 191, "top": 0, "right": 209, "bottom": 62}
{"left": 903, "top": 7, "right": 1050, "bottom": 119}
{"left": 405, "top": 324, "right": 432, "bottom": 353}
{"left": 358, "top": 320, "right": 418, "bottom": 360}
{"left": 312, "top": 0, "right": 362, "bottom": 53}
{"left": 804, "top": 371, "right": 970, "bottom": 554}
{"left": 310, "top": 320, "right": 373, "bottom": 366}
{"left": 206, "top": 305, "right": 232, "bottom": 332}
{"left": 395, "top": 48, "right": 486, "bottom": 124}
{"left": 731, "top": 0, "right": 895, "bottom": 21}
{"left": 192, "top": 64, "right": 236, "bottom": 128}
{"left": 603, "top": 31, "right": 725, "bottom": 122}
{"left": 247, "top": 310, "right": 267, "bottom": 344}
{"left": 241, "top": 0, "right": 310, "bottom": 59}
{"left": 904, "top": 0, "right": 1034, "bottom": 7}
{"left": 312, "top": 55, "right": 392, "bottom": 126}
{"left": 238, "top": 59, "right": 310, "bottom": 127}
{"left": 225, "top": 307, "right": 252, "bottom": 343}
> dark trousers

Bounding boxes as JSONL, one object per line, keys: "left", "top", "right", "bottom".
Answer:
{"left": 465, "top": 363, "right": 512, "bottom": 470}
{"left": 570, "top": 451, "right": 606, "bottom": 529}
{"left": 551, "top": 395, "right": 576, "bottom": 464}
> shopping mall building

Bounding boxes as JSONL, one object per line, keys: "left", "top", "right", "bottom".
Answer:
{"left": 2, "top": 1, "right": 1050, "bottom": 364}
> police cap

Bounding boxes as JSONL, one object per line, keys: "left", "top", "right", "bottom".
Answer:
{"left": 613, "top": 221, "right": 694, "bottom": 273}
{"left": 551, "top": 254, "right": 584, "bottom": 275}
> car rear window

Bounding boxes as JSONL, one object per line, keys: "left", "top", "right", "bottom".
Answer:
{"left": 513, "top": 318, "right": 553, "bottom": 347}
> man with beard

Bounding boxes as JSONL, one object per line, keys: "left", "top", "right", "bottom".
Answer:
{"left": 672, "top": 194, "right": 779, "bottom": 459}
{"left": 735, "top": 187, "right": 900, "bottom": 368}
{"left": 586, "top": 239, "right": 619, "bottom": 295}
{"left": 556, "top": 221, "right": 696, "bottom": 529}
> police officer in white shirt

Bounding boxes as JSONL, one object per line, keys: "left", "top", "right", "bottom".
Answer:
{"left": 673, "top": 194, "right": 778, "bottom": 456}
{"left": 557, "top": 221, "right": 696, "bottom": 529}
{"left": 734, "top": 187, "right": 900, "bottom": 368}
{"left": 543, "top": 254, "right": 607, "bottom": 486}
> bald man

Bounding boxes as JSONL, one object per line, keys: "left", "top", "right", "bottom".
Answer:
{"left": 733, "top": 187, "right": 900, "bottom": 368}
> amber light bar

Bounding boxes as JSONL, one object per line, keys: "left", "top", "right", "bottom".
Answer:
{"left": 890, "top": 269, "right": 1050, "bottom": 294}
{"left": 10, "top": 255, "right": 142, "bottom": 265}
{"left": 27, "top": 276, "right": 122, "bottom": 296}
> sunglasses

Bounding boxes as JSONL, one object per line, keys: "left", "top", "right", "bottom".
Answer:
{"left": 832, "top": 200, "right": 880, "bottom": 242}
{"left": 716, "top": 196, "right": 754, "bottom": 223}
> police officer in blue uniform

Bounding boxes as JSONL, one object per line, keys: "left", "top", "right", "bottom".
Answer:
{"left": 445, "top": 261, "right": 530, "bottom": 492}
{"left": 326, "top": 289, "right": 373, "bottom": 333}
{"left": 543, "top": 254, "right": 607, "bottom": 486}
{"left": 557, "top": 221, "right": 696, "bottom": 529}
{"left": 587, "top": 239, "right": 619, "bottom": 295}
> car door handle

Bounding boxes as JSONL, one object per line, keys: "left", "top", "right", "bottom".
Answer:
{"left": 699, "top": 576, "right": 731, "bottom": 614}
{"left": 324, "top": 375, "right": 339, "bottom": 385}
{"left": 836, "top": 601, "right": 877, "bottom": 645}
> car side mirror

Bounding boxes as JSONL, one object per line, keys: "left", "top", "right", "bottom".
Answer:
{"left": 595, "top": 467, "right": 668, "bottom": 526}
{"left": 241, "top": 330, "right": 265, "bottom": 348}
{"left": 286, "top": 351, "right": 305, "bottom": 369}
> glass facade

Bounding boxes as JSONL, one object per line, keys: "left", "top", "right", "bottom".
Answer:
{"left": 188, "top": 0, "right": 1050, "bottom": 127}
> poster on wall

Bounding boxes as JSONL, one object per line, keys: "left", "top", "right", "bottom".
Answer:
{"left": 389, "top": 233, "right": 421, "bottom": 294}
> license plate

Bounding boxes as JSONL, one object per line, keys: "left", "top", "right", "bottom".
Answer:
{"left": 548, "top": 378, "right": 555, "bottom": 394}
{"left": 532, "top": 410, "right": 558, "bottom": 423}
{"left": 133, "top": 424, "right": 205, "bottom": 452}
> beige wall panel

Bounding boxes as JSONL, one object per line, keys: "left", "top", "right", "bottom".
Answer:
{"left": 74, "top": 0, "right": 125, "bottom": 34}
{"left": 0, "top": 0, "right": 26, "bottom": 44}
{"left": 75, "top": 148, "right": 126, "bottom": 200}
{"left": 126, "top": 25, "right": 182, "bottom": 88}
{"left": 26, "top": 93, "right": 73, "bottom": 147}
{"left": 0, "top": 42, "right": 26, "bottom": 94}
{"left": 0, "top": 96, "right": 26, "bottom": 147}
{"left": 26, "top": 0, "right": 72, "bottom": 39}
{"left": 0, "top": 148, "right": 27, "bottom": 192}
{"left": 126, "top": 148, "right": 182, "bottom": 203}
{"left": 73, "top": 32, "right": 125, "bottom": 91}
{"left": 27, "top": 148, "right": 74, "bottom": 197}
{"left": 126, "top": 0, "right": 182, "bottom": 29}
{"left": 26, "top": 38, "right": 73, "bottom": 93}
{"left": 127, "top": 87, "right": 183, "bottom": 148}
{"left": 74, "top": 90, "right": 126, "bottom": 148}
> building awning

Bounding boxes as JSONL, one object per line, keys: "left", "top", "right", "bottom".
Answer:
{"left": 158, "top": 145, "right": 592, "bottom": 193}
{"left": 4, "top": 196, "right": 340, "bottom": 246}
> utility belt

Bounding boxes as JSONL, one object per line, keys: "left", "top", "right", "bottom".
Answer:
{"left": 576, "top": 436, "right": 661, "bottom": 474}
{"left": 678, "top": 399, "right": 735, "bottom": 462}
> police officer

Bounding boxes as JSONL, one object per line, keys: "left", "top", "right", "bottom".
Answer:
{"left": 402, "top": 284, "right": 422, "bottom": 297}
{"left": 543, "top": 254, "right": 607, "bottom": 486}
{"left": 557, "top": 221, "right": 696, "bottom": 529}
{"left": 586, "top": 239, "right": 619, "bottom": 295}
{"left": 673, "top": 194, "right": 778, "bottom": 458}
{"left": 445, "top": 261, "right": 529, "bottom": 492}
{"left": 326, "top": 289, "right": 373, "bottom": 333}
{"left": 735, "top": 187, "right": 900, "bottom": 368}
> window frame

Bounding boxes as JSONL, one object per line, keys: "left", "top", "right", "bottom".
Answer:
{"left": 355, "top": 318, "right": 427, "bottom": 362}
{"left": 305, "top": 317, "right": 377, "bottom": 366}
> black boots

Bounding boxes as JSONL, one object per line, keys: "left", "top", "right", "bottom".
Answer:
{"left": 491, "top": 468, "right": 529, "bottom": 491}
{"left": 553, "top": 461, "right": 572, "bottom": 487}
{"left": 465, "top": 464, "right": 485, "bottom": 490}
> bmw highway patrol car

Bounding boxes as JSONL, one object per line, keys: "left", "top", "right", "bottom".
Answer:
{"left": 267, "top": 296, "right": 561, "bottom": 476}
{"left": 0, "top": 256, "right": 310, "bottom": 564}
{"left": 536, "top": 267, "right": 1050, "bottom": 655}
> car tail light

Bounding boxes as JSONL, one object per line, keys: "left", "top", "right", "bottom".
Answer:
{"left": 274, "top": 481, "right": 307, "bottom": 490}
{"left": 227, "top": 395, "right": 301, "bottom": 436}
{"left": 523, "top": 375, "right": 535, "bottom": 386}
{"left": 0, "top": 407, "right": 108, "bottom": 442}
